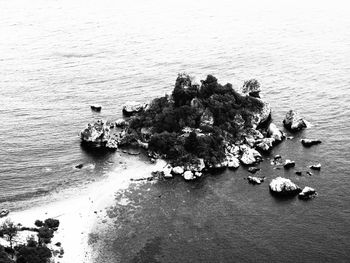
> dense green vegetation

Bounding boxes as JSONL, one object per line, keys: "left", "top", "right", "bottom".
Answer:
{"left": 129, "top": 74, "right": 265, "bottom": 166}
{"left": 0, "top": 218, "right": 60, "bottom": 263}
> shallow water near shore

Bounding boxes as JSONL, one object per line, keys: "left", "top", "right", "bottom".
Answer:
{"left": 1, "top": 0, "right": 350, "bottom": 262}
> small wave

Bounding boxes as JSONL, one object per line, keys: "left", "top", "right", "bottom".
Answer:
{"left": 0, "top": 188, "right": 51, "bottom": 203}
{"left": 54, "top": 52, "right": 95, "bottom": 58}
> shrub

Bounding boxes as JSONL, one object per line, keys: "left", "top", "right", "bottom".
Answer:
{"left": 34, "top": 220, "right": 43, "bottom": 228}
{"left": 44, "top": 218, "right": 59, "bottom": 229}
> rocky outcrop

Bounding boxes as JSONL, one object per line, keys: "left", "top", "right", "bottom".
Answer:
{"left": 249, "top": 102, "right": 271, "bottom": 129}
{"left": 240, "top": 145, "right": 262, "bottom": 165}
{"left": 309, "top": 163, "right": 321, "bottom": 170}
{"left": 298, "top": 187, "right": 317, "bottom": 200}
{"left": 80, "top": 120, "right": 118, "bottom": 149}
{"left": 227, "top": 155, "right": 240, "bottom": 169}
{"left": 301, "top": 139, "right": 321, "bottom": 147}
{"left": 247, "top": 176, "right": 264, "bottom": 184}
{"left": 269, "top": 177, "right": 301, "bottom": 196}
{"left": 284, "top": 159, "right": 295, "bottom": 169}
{"left": 255, "top": 138, "right": 275, "bottom": 151}
{"left": 267, "top": 123, "right": 285, "bottom": 142}
{"left": 283, "top": 110, "right": 307, "bottom": 132}
{"left": 122, "top": 101, "right": 145, "bottom": 116}
{"left": 242, "top": 79, "right": 261, "bottom": 98}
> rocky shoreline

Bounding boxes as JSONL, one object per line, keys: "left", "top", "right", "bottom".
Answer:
{"left": 79, "top": 74, "right": 322, "bottom": 199}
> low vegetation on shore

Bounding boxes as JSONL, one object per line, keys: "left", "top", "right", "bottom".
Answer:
{"left": 0, "top": 218, "right": 62, "bottom": 263}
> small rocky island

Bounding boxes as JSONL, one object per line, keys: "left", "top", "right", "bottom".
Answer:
{"left": 79, "top": 74, "right": 321, "bottom": 196}
{"left": 80, "top": 74, "right": 286, "bottom": 178}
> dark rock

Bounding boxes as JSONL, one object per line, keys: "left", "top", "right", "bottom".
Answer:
{"left": 75, "top": 164, "right": 84, "bottom": 169}
{"left": 90, "top": 105, "right": 102, "bottom": 112}
{"left": 295, "top": 171, "right": 302, "bottom": 176}
{"left": 309, "top": 163, "right": 321, "bottom": 170}
{"left": 248, "top": 167, "right": 260, "bottom": 174}
{"left": 301, "top": 139, "right": 322, "bottom": 147}
{"left": 274, "top": 154, "right": 282, "bottom": 160}
{"left": 0, "top": 209, "right": 9, "bottom": 218}
{"left": 283, "top": 110, "right": 307, "bottom": 132}
{"left": 298, "top": 187, "right": 317, "bottom": 200}
{"left": 284, "top": 159, "right": 295, "bottom": 169}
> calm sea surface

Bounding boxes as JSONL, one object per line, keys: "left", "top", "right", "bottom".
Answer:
{"left": 0, "top": 0, "right": 350, "bottom": 262}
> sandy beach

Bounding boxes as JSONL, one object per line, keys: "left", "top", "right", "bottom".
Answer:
{"left": 0, "top": 156, "right": 166, "bottom": 263}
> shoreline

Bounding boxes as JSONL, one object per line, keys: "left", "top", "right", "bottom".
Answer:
{"left": 0, "top": 156, "right": 165, "bottom": 263}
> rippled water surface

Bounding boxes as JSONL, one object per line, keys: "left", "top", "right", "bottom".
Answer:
{"left": 0, "top": 0, "right": 350, "bottom": 262}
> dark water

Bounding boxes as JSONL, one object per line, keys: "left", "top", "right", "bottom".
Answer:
{"left": 1, "top": 0, "right": 350, "bottom": 262}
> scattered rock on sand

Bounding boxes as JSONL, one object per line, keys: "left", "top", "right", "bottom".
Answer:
{"left": 309, "top": 163, "right": 321, "bottom": 170}
{"left": 269, "top": 177, "right": 301, "bottom": 196}
{"left": 298, "top": 186, "right": 317, "bottom": 200}
{"left": 301, "top": 139, "right": 322, "bottom": 147}
{"left": 284, "top": 159, "right": 295, "bottom": 169}
{"left": 274, "top": 155, "right": 282, "bottom": 160}
{"left": 283, "top": 110, "right": 307, "bottom": 132}
{"left": 247, "top": 176, "right": 264, "bottom": 184}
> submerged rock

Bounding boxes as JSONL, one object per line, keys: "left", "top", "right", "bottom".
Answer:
{"left": 299, "top": 186, "right": 317, "bottom": 200}
{"left": 284, "top": 159, "right": 295, "bottom": 169}
{"left": 301, "top": 139, "right": 322, "bottom": 147}
{"left": 122, "top": 101, "right": 145, "bottom": 116}
{"left": 307, "top": 171, "right": 313, "bottom": 176}
{"left": 269, "top": 177, "right": 301, "bottom": 196}
{"left": 247, "top": 176, "right": 264, "bottom": 184}
{"left": 283, "top": 110, "right": 307, "bottom": 132}
{"left": 248, "top": 167, "right": 260, "bottom": 174}
{"left": 309, "top": 163, "right": 321, "bottom": 170}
